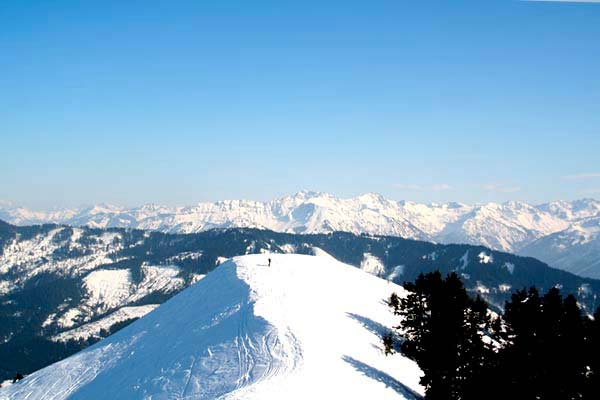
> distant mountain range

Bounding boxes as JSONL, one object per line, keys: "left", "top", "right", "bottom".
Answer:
{"left": 1, "top": 220, "right": 599, "bottom": 381}
{"left": 1, "top": 192, "right": 600, "bottom": 278}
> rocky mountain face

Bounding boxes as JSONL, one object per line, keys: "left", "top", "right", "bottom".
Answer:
{"left": 2, "top": 193, "right": 599, "bottom": 277}
{"left": 1, "top": 220, "right": 599, "bottom": 381}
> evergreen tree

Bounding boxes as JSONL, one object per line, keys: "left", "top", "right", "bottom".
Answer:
{"left": 387, "top": 292, "right": 400, "bottom": 315}
{"left": 496, "top": 287, "right": 589, "bottom": 399}
{"left": 459, "top": 295, "right": 494, "bottom": 400}
{"left": 390, "top": 271, "right": 493, "bottom": 400}
{"left": 538, "top": 287, "right": 566, "bottom": 399}
{"left": 585, "top": 307, "right": 600, "bottom": 399}
{"left": 495, "top": 287, "right": 542, "bottom": 399}
{"left": 554, "top": 294, "right": 587, "bottom": 399}
{"left": 388, "top": 276, "right": 596, "bottom": 399}
{"left": 12, "top": 372, "right": 24, "bottom": 383}
{"left": 396, "top": 272, "right": 442, "bottom": 361}
{"left": 383, "top": 332, "right": 395, "bottom": 356}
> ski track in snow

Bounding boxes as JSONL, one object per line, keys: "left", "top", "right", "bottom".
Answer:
{"left": 1, "top": 254, "right": 422, "bottom": 400}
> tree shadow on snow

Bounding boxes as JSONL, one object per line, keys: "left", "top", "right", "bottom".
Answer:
{"left": 342, "top": 356, "right": 422, "bottom": 399}
{"left": 346, "top": 313, "right": 390, "bottom": 337}
{"left": 347, "top": 312, "right": 404, "bottom": 353}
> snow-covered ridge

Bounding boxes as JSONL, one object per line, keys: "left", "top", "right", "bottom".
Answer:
{"left": 0, "top": 225, "right": 192, "bottom": 343}
{"left": 2, "top": 192, "right": 598, "bottom": 246}
{"left": 520, "top": 216, "right": 600, "bottom": 279}
{"left": 2, "top": 192, "right": 600, "bottom": 277}
{"left": 0, "top": 254, "right": 423, "bottom": 400}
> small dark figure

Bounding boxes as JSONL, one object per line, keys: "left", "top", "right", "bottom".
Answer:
{"left": 268, "top": 258, "right": 271, "bottom": 267}
{"left": 383, "top": 333, "right": 395, "bottom": 356}
{"left": 12, "top": 372, "right": 24, "bottom": 383}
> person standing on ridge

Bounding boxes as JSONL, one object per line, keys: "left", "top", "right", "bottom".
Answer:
{"left": 268, "top": 258, "right": 271, "bottom": 267}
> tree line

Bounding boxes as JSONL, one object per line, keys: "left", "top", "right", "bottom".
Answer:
{"left": 385, "top": 271, "right": 600, "bottom": 399}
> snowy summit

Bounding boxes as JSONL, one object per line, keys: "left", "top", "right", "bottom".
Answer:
{"left": 0, "top": 254, "right": 423, "bottom": 400}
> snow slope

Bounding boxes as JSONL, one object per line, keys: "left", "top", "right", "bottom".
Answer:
{"left": 521, "top": 216, "right": 600, "bottom": 279}
{"left": 0, "top": 254, "right": 423, "bottom": 400}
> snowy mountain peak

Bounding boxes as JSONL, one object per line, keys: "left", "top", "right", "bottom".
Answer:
{"left": 2, "top": 193, "right": 600, "bottom": 277}
{"left": 291, "top": 189, "right": 327, "bottom": 198}
{"left": 84, "top": 203, "right": 124, "bottom": 215}
{"left": 539, "top": 199, "right": 600, "bottom": 221}
{"left": 356, "top": 192, "right": 387, "bottom": 202}
{"left": 0, "top": 254, "right": 423, "bottom": 399}
{"left": 135, "top": 203, "right": 167, "bottom": 212}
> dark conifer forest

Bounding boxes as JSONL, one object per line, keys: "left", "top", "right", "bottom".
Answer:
{"left": 386, "top": 272, "right": 600, "bottom": 400}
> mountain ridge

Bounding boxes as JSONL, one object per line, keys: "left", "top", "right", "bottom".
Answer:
{"left": 2, "top": 220, "right": 600, "bottom": 383}
{"left": 0, "top": 254, "right": 424, "bottom": 399}
{"left": 2, "top": 192, "right": 600, "bottom": 277}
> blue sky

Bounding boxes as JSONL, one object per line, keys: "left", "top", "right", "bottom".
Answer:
{"left": 1, "top": 0, "right": 599, "bottom": 208}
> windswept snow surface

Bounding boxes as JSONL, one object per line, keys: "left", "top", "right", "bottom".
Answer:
{"left": 1, "top": 254, "right": 423, "bottom": 400}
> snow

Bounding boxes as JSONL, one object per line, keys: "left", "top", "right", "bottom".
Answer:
{"left": 50, "top": 265, "right": 185, "bottom": 329}
{"left": 0, "top": 280, "right": 13, "bottom": 296}
{"left": 578, "top": 284, "right": 592, "bottom": 296}
{"left": 83, "top": 269, "right": 133, "bottom": 312}
{"left": 190, "top": 273, "right": 206, "bottom": 284}
{"left": 310, "top": 246, "right": 337, "bottom": 260}
{"left": 52, "top": 305, "right": 160, "bottom": 342}
{"left": 520, "top": 216, "right": 600, "bottom": 278}
{"left": 478, "top": 251, "right": 494, "bottom": 264}
{"left": 3, "top": 193, "right": 600, "bottom": 274}
{"left": 0, "top": 228, "right": 64, "bottom": 275}
{"left": 280, "top": 244, "right": 296, "bottom": 254}
{"left": 458, "top": 250, "right": 470, "bottom": 270}
{"left": 360, "top": 253, "right": 386, "bottom": 277}
{"left": 502, "top": 262, "right": 515, "bottom": 274}
{"left": 0, "top": 223, "right": 204, "bottom": 337}
{"left": 128, "top": 264, "right": 184, "bottom": 303}
{"left": 3, "top": 192, "right": 592, "bottom": 253}
{"left": 0, "top": 227, "right": 119, "bottom": 292}
{"left": 216, "top": 256, "right": 230, "bottom": 265}
{"left": 475, "top": 282, "right": 490, "bottom": 294}
{"left": 388, "top": 265, "right": 405, "bottom": 281}
{"left": 70, "top": 228, "right": 83, "bottom": 245}
{"left": 56, "top": 308, "right": 82, "bottom": 329}
{"left": 166, "top": 251, "right": 202, "bottom": 263}
{"left": 0, "top": 254, "right": 423, "bottom": 400}
{"left": 498, "top": 284, "right": 512, "bottom": 293}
